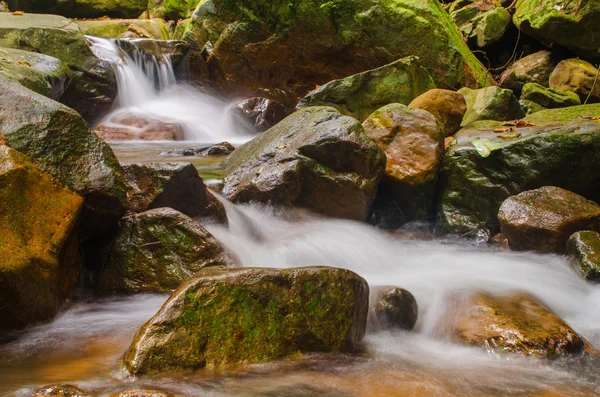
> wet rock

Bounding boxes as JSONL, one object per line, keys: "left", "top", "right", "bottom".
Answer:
{"left": 28, "top": 0, "right": 148, "bottom": 18}
{"left": 222, "top": 107, "right": 386, "bottom": 221}
{"left": 513, "top": 1, "right": 600, "bottom": 62}
{"left": 459, "top": 86, "right": 525, "bottom": 126}
{"left": 95, "top": 208, "right": 233, "bottom": 295}
{"left": 0, "top": 77, "right": 127, "bottom": 238}
{"left": 124, "top": 266, "right": 368, "bottom": 374}
{"left": 363, "top": 104, "right": 444, "bottom": 224}
{"left": 567, "top": 231, "right": 600, "bottom": 283}
{"left": 159, "top": 142, "right": 235, "bottom": 157}
{"left": 297, "top": 57, "right": 436, "bottom": 122}
{"left": 437, "top": 118, "right": 600, "bottom": 235}
{"left": 0, "top": 146, "right": 83, "bottom": 332}
{"left": 95, "top": 113, "right": 185, "bottom": 141}
{"left": 234, "top": 97, "right": 287, "bottom": 132}
{"left": 524, "top": 103, "right": 600, "bottom": 125}
{"left": 123, "top": 162, "right": 226, "bottom": 223}
{"left": 498, "top": 186, "right": 600, "bottom": 253}
{"left": 490, "top": 233, "right": 509, "bottom": 249}
{"left": 499, "top": 50, "right": 558, "bottom": 94}
{"left": 0, "top": 47, "right": 72, "bottom": 100}
{"left": 549, "top": 59, "right": 600, "bottom": 104}
{"left": 0, "top": 13, "right": 117, "bottom": 122}
{"left": 109, "top": 391, "right": 174, "bottom": 397}
{"left": 520, "top": 83, "right": 581, "bottom": 110}
{"left": 451, "top": 3, "right": 511, "bottom": 48}
{"left": 370, "top": 287, "right": 418, "bottom": 331}
{"left": 114, "top": 39, "right": 190, "bottom": 69}
{"left": 448, "top": 292, "right": 587, "bottom": 359}
{"left": 408, "top": 89, "right": 467, "bottom": 137}
{"left": 183, "top": 0, "right": 493, "bottom": 101}
{"left": 76, "top": 19, "right": 170, "bottom": 40}
{"left": 33, "top": 384, "right": 93, "bottom": 397}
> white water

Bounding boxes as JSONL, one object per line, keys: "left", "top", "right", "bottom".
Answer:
{"left": 87, "top": 36, "right": 253, "bottom": 143}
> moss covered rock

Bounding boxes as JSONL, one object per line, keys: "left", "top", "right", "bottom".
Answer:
{"left": 524, "top": 103, "right": 600, "bottom": 124}
{"left": 95, "top": 208, "right": 233, "bottom": 295}
{"left": 409, "top": 88, "right": 467, "bottom": 137}
{"left": 296, "top": 57, "right": 436, "bottom": 122}
{"left": 498, "top": 186, "right": 600, "bottom": 253}
{"left": 183, "top": 0, "right": 493, "bottom": 101}
{"left": 0, "top": 77, "right": 127, "bottom": 238}
{"left": 27, "top": 0, "right": 148, "bottom": 18}
{"left": 499, "top": 50, "right": 558, "bottom": 94}
{"left": 363, "top": 104, "right": 444, "bottom": 224}
{"left": 0, "top": 13, "right": 116, "bottom": 122}
{"left": 567, "top": 231, "right": 600, "bottom": 283}
{"left": 521, "top": 83, "right": 581, "bottom": 110}
{"left": 460, "top": 86, "right": 525, "bottom": 126}
{"left": 76, "top": 19, "right": 170, "bottom": 40}
{"left": 0, "top": 146, "right": 83, "bottom": 332}
{"left": 222, "top": 107, "right": 385, "bottom": 221}
{"left": 437, "top": 119, "right": 600, "bottom": 235}
{"left": 452, "top": 4, "right": 511, "bottom": 48}
{"left": 164, "top": 0, "right": 199, "bottom": 19}
{"left": 513, "top": 0, "right": 600, "bottom": 62}
{"left": 549, "top": 59, "right": 600, "bottom": 104}
{"left": 448, "top": 293, "right": 588, "bottom": 358}
{"left": 124, "top": 266, "right": 368, "bottom": 374}
{"left": 0, "top": 47, "right": 72, "bottom": 100}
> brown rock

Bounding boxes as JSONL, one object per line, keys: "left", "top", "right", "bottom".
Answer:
{"left": 95, "top": 113, "right": 185, "bottom": 141}
{"left": 549, "top": 59, "right": 600, "bottom": 104}
{"left": 499, "top": 50, "right": 558, "bottom": 94}
{"left": 234, "top": 97, "right": 287, "bottom": 132}
{"left": 33, "top": 384, "right": 92, "bottom": 397}
{"left": 498, "top": 186, "right": 600, "bottom": 253}
{"left": 369, "top": 287, "right": 418, "bottom": 331}
{"left": 409, "top": 89, "right": 466, "bottom": 137}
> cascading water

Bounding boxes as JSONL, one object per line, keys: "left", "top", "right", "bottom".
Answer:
{"left": 86, "top": 36, "right": 253, "bottom": 143}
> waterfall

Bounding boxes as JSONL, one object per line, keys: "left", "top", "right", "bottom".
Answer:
{"left": 86, "top": 36, "right": 252, "bottom": 143}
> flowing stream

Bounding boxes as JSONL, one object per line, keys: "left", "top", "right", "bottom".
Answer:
{"left": 1, "top": 202, "right": 600, "bottom": 397}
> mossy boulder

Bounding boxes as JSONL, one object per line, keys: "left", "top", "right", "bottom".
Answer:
{"left": 524, "top": 103, "right": 600, "bottom": 124}
{"left": 296, "top": 57, "right": 436, "bottom": 122}
{"left": 0, "top": 13, "right": 117, "bottom": 122}
{"left": 498, "top": 186, "right": 600, "bottom": 253}
{"left": 549, "top": 59, "right": 600, "bottom": 104}
{"left": 95, "top": 208, "right": 233, "bottom": 295}
{"left": 27, "top": 0, "right": 148, "bottom": 18}
{"left": 448, "top": 292, "right": 588, "bottom": 359}
{"left": 459, "top": 86, "right": 525, "bottom": 126}
{"left": 452, "top": 4, "right": 511, "bottom": 48}
{"left": 0, "top": 47, "right": 72, "bottom": 100}
{"left": 124, "top": 266, "right": 369, "bottom": 374}
{"left": 164, "top": 0, "right": 199, "bottom": 19}
{"left": 363, "top": 104, "right": 444, "bottom": 224}
{"left": 182, "top": 0, "right": 493, "bottom": 101}
{"left": 567, "top": 231, "right": 600, "bottom": 283}
{"left": 222, "top": 107, "right": 386, "bottom": 221}
{"left": 513, "top": 0, "right": 600, "bottom": 62}
{"left": 437, "top": 119, "right": 600, "bottom": 236}
{"left": 521, "top": 83, "right": 581, "bottom": 110}
{"left": 499, "top": 50, "right": 558, "bottom": 94}
{"left": 408, "top": 88, "right": 467, "bottom": 137}
{"left": 0, "top": 77, "right": 127, "bottom": 238}
{"left": 123, "top": 162, "right": 226, "bottom": 223}
{"left": 0, "top": 146, "right": 83, "bottom": 332}
{"left": 76, "top": 19, "right": 170, "bottom": 40}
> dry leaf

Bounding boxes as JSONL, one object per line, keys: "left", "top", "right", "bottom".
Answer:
{"left": 12, "top": 11, "right": 24, "bottom": 15}
{"left": 444, "top": 136, "right": 455, "bottom": 149}
{"left": 499, "top": 133, "right": 521, "bottom": 140}
{"left": 494, "top": 127, "right": 512, "bottom": 133}
{"left": 579, "top": 115, "right": 600, "bottom": 121}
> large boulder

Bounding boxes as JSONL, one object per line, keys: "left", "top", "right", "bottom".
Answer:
{"left": 124, "top": 266, "right": 369, "bottom": 374}
{"left": 499, "top": 50, "right": 558, "bottom": 94}
{"left": 222, "top": 107, "right": 386, "bottom": 221}
{"left": 0, "top": 146, "right": 83, "bottom": 332}
{"left": 459, "top": 86, "right": 525, "bottom": 126}
{"left": 520, "top": 83, "right": 581, "bottom": 111}
{"left": 513, "top": 0, "right": 600, "bottom": 62}
{"left": 498, "top": 187, "right": 600, "bottom": 253}
{"left": 75, "top": 19, "right": 171, "bottom": 40}
{"left": 363, "top": 104, "right": 444, "bottom": 224}
{"left": 447, "top": 292, "right": 588, "bottom": 359}
{"left": 182, "top": 0, "right": 493, "bottom": 100}
{"left": 0, "top": 47, "right": 72, "bottom": 100}
{"left": 437, "top": 118, "right": 600, "bottom": 236}
{"left": 566, "top": 231, "right": 600, "bottom": 283}
{"left": 549, "top": 59, "right": 600, "bottom": 104}
{"left": 95, "top": 208, "right": 233, "bottom": 295}
{"left": 123, "top": 162, "right": 226, "bottom": 223}
{"left": 296, "top": 57, "right": 436, "bottom": 122}
{"left": 0, "top": 77, "right": 127, "bottom": 238}
{"left": 408, "top": 89, "right": 467, "bottom": 137}
{"left": 0, "top": 13, "right": 117, "bottom": 122}
{"left": 451, "top": 3, "right": 512, "bottom": 48}
{"left": 25, "top": 0, "right": 148, "bottom": 18}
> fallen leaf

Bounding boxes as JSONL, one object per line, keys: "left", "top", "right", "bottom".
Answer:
{"left": 494, "top": 127, "right": 512, "bottom": 133}
{"left": 276, "top": 145, "right": 286, "bottom": 149}
{"left": 515, "top": 120, "right": 535, "bottom": 127}
{"left": 18, "top": 61, "right": 31, "bottom": 67}
{"left": 256, "top": 167, "right": 264, "bottom": 176}
{"left": 472, "top": 138, "right": 502, "bottom": 158}
{"left": 12, "top": 11, "right": 24, "bottom": 15}
{"left": 579, "top": 115, "right": 600, "bottom": 121}
{"left": 498, "top": 133, "right": 521, "bottom": 140}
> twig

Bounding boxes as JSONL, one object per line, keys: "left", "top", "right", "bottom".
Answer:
{"left": 490, "top": 28, "right": 521, "bottom": 72}
{"left": 584, "top": 63, "right": 600, "bottom": 105}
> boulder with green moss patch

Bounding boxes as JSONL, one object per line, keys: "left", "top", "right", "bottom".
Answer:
{"left": 549, "top": 59, "right": 600, "bottom": 104}
{"left": 164, "top": 0, "right": 199, "bottom": 19}
{"left": 459, "top": 86, "right": 525, "bottom": 126}
{"left": 567, "top": 231, "right": 600, "bottom": 283}
{"left": 124, "top": 266, "right": 368, "bottom": 374}
{"left": 222, "top": 107, "right": 386, "bottom": 221}
{"left": 296, "top": 57, "right": 436, "bottom": 122}
{"left": 0, "top": 77, "right": 127, "bottom": 238}
{"left": 524, "top": 103, "right": 600, "bottom": 124}
{"left": 521, "top": 83, "right": 581, "bottom": 110}
{"left": 452, "top": 4, "right": 511, "bottom": 48}
{"left": 76, "top": 19, "right": 170, "bottom": 40}
{"left": 0, "top": 145, "right": 83, "bottom": 332}
{"left": 27, "top": 0, "right": 148, "bottom": 18}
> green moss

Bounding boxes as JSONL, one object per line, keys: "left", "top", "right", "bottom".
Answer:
{"left": 567, "top": 231, "right": 600, "bottom": 283}
{"left": 76, "top": 19, "right": 170, "bottom": 40}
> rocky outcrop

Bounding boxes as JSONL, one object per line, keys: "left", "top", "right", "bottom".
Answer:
{"left": 0, "top": 146, "right": 83, "bottom": 332}
{"left": 459, "top": 86, "right": 525, "bottom": 126}
{"left": 234, "top": 97, "right": 287, "bottom": 132}
{"left": 408, "top": 89, "right": 467, "bottom": 137}
{"left": 567, "top": 231, "right": 600, "bottom": 283}
{"left": 297, "top": 57, "right": 436, "bottom": 122}
{"left": 28, "top": 0, "right": 148, "bottom": 18}
{"left": 124, "top": 266, "right": 369, "bottom": 374}
{"left": 222, "top": 107, "right": 385, "bottom": 221}
{"left": 0, "top": 77, "right": 127, "bottom": 238}
{"left": 75, "top": 19, "right": 171, "bottom": 40}
{"left": 0, "top": 13, "right": 117, "bottom": 122}
{"left": 182, "top": 0, "right": 493, "bottom": 101}
{"left": 95, "top": 208, "right": 233, "bottom": 295}
{"left": 369, "top": 287, "right": 418, "bottom": 331}
{"left": 498, "top": 187, "right": 600, "bottom": 253}
{"left": 549, "top": 59, "right": 600, "bottom": 104}
{"left": 499, "top": 50, "right": 558, "bottom": 94}
{"left": 363, "top": 104, "right": 444, "bottom": 224}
